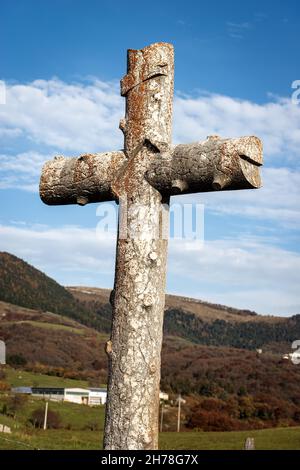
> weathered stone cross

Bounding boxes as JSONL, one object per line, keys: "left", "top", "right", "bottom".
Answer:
{"left": 40, "top": 42, "right": 263, "bottom": 450}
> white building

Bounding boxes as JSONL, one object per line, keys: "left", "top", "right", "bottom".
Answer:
{"left": 289, "top": 352, "right": 300, "bottom": 364}
{"left": 282, "top": 353, "right": 300, "bottom": 364}
{"left": 159, "top": 391, "right": 169, "bottom": 401}
{"left": 64, "top": 388, "right": 90, "bottom": 405}
{"left": 65, "top": 388, "right": 167, "bottom": 405}
{"left": 18, "top": 385, "right": 167, "bottom": 407}
{"left": 89, "top": 388, "right": 107, "bottom": 405}
{"left": 64, "top": 387, "right": 107, "bottom": 406}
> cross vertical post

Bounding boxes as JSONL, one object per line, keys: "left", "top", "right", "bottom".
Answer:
{"left": 104, "top": 43, "right": 174, "bottom": 450}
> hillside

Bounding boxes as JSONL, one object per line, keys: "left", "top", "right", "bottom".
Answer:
{"left": 0, "top": 252, "right": 110, "bottom": 332}
{"left": 1, "top": 252, "right": 299, "bottom": 353}
{"left": 69, "top": 286, "right": 299, "bottom": 353}
{"left": 1, "top": 314, "right": 300, "bottom": 432}
{"left": 1, "top": 252, "right": 300, "bottom": 431}
{"left": 68, "top": 286, "right": 265, "bottom": 323}
{"left": 0, "top": 252, "right": 85, "bottom": 319}
{"left": 0, "top": 300, "right": 108, "bottom": 384}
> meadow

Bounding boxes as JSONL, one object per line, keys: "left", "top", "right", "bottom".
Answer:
{"left": 0, "top": 397, "right": 299, "bottom": 450}
{"left": 0, "top": 423, "right": 300, "bottom": 450}
{"left": 1, "top": 367, "right": 300, "bottom": 450}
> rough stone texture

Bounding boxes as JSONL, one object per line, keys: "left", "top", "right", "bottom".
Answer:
{"left": 40, "top": 151, "right": 126, "bottom": 206}
{"left": 104, "top": 42, "right": 174, "bottom": 450}
{"left": 39, "top": 41, "right": 263, "bottom": 451}
{"left": 40, "top": 136, "right": 262, "bottom": 205}
{"left": 147, "top": 135, "right": 263, "bottom": 196}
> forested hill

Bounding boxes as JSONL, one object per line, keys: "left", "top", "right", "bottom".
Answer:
{"left": 0, "top": 252, "right": 92, "bottom": 326}
{"left": 1, "top": 251, "right": 300, "bottom": 352}
{"left": 0, "top": 252, "right": 71, "bottom": 310}
{"left": 0, "top": 252, "right": 115, "bottom": 332}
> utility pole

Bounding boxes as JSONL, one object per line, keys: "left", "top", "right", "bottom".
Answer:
{"left": 160, "top": 401, "right": 164, "bottom": 433}
{"left": 43, "top": 401, "right": 48, "bottom": 431}
{"left": 177, "top": 394, "right": 181, "bottom": 433}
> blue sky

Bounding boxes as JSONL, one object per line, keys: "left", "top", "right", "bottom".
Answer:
{"left": 0, "top": 0, "right": 300, "bottom": 315}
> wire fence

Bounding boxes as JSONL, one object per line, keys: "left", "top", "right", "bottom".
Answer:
{"left": 0, "top": 433, "right": 40, "bottom": 450}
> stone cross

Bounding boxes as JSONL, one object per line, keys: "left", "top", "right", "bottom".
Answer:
{"left": 39, "top": 42, "right": 263, "bottom": 450}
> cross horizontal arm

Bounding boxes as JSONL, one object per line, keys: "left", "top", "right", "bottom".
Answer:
{"left": 40, "top": 135, "right": 262, "bottom": 206}
{"left": 146, "top": 134, "right": 263, "bottom": 196}
{"left": 40, "top": 151, "right": 126, "bottom": 206}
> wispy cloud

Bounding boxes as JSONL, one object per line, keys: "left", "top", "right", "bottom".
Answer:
{"left": 1, "top": 78, "right": 300, "bottom": 166}
{"left": 1, "top": 78, "right": 300, "bottom": 227}
{"left": 226, "top": 21, "right": 252, "bottom": 39}
{"left": 178, "top": 167, "right": 300, "bottom": 229}
{"left": 0, "top": 223, "right": 299, "bottom": 315}
{"left": 226, "top": 13, "right": 267, "bottom": 39}
{"left": 173, "top": 93, "right": 300, "bottom": 159}
{"left": 0, "top": 78, "right": 123, "bottom": 154}
{"left": 169, "top": 235, "right": 300, "bottom": 315}
{"left": 0, "top": 151, "right": 50, "bottom": 191}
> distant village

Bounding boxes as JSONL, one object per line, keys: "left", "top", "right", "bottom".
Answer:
{"left": 11, "top": 386, "right": 169, "bottom": 407}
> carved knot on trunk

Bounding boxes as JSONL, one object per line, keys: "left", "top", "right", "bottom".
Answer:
{"left": 77, "top": 196, "right": 89, "bottom": 206}
{"left": 105, "top": 340, "right": 113, "bottom": 356}
{"left": 143, "top": 294, "right": 154, "bottom": 308}
{"left": 171, "top": 179, "right": 189, "bottom": 194}
{"left": 149, "top": 252, "right": 158, "bottom": 263}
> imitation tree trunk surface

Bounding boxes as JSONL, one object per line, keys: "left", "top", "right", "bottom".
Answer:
{"left": 40, "top": 136, "right": 262, "bottom": 206}
{"left": 39, "top": 40, "right": 263, "bottom": 452}
{"left": 103, "top": 43, "right": 174, "bottom": 450}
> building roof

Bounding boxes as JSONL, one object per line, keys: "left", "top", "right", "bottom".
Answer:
{"left": 12, "top": 387, "right": 32, "bottom": 394}
{"left": 31, "top": 387, "right": 64, "bottom": 394}
{"left": 89, "top": 388, "right": 107, "bottom": 392}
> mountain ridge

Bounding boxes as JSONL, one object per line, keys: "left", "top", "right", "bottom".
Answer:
{"left": 1, "top": 251, "right": 299, "bottom": 353}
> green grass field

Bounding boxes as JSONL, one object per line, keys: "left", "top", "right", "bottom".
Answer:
{"left": 1, "top": 368, "right": 300, "bottom": 450}
{"left": 0, "top": 425, "right": 300, "bottom": 450}
{"left": 0, "top": 399, "right": 106, "bottom": 431}
{"left": 5, "top": 368, "right": 89, "bottom": 389}
{"left": 0, "top": 396, "right": 299, "bottom": 450}
{"left": 160, "top": 427, "right": 300, "bottom": 450}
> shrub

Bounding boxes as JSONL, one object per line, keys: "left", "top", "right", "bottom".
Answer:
{"left": 7, "top": 354, "right": 27, "bottom": 367}
{"left": 29, "top": 407, "right": 61, "bottom": 429}
{"left": 186, "top": 408, "right": 238, "bottom": 432}
{"left": 0, "top": 380, "right": 9, "bottom": 391}
{"left": 84, "top": 421, "right": 100, "bottom": 431}
{"left": 7, "top": 394, "right": 28, "bottom": 418}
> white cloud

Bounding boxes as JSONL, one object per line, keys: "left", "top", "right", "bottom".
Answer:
{"left": 0, "top": 79, "right": 123, "bottom": 154}
{"left": 1, "top": 78, "right": 300, "bottom": 162}
{"left": 176, "top": 166, "right": 300, "bottom": 229}
{"left": 0, "top": 151, "right": 50, "bottom": 190}
{"left": 0, "top": 224, "right": 116, "bottom": 287}
{"left": 1, "top": 78, "right": 300, "bottom": 228}
{"left": 173, "top": 93, "right": 300, "bottom": 158}
{"left": 0, "top": 223, "right": 299, "bottom": 316}
{"left": 168, "top": 235, "right": 300, "bottom": 315}
{"left": 226, "top": 21, "right": 252, "bottom": 39}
